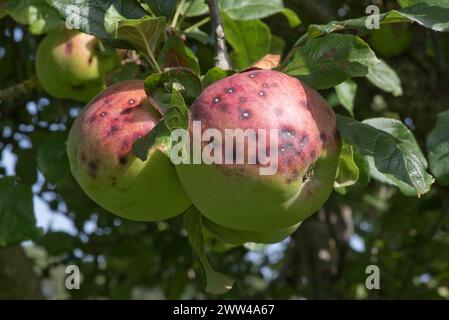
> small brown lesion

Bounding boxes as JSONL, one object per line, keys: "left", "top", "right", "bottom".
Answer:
{"left": 87, "top": 160, "right": 100, "bottom": 178}
{"left": 65, "top": 41, "right": 73, "bottom": 54}
{"left": 118, "top": 156, "right": 128, "bottom": 165}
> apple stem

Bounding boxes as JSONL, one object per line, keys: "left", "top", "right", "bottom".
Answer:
{"left": 207, "top": 0, "right": 232, "bottom": 71}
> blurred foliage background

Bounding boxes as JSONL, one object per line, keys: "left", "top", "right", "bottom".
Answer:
{"left": 1, "top": 0, "right": 449, "bottom": 299}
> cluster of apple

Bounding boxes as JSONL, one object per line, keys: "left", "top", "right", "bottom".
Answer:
{"left": 37, "top": 28, "right": 341, "bottom": 248}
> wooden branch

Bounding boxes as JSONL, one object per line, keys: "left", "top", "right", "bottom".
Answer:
{"left": 207, "top": 0, "right": 232, "bottom": 70}
{"left": 0, "top": 76, "right": 40, "bottom": 103}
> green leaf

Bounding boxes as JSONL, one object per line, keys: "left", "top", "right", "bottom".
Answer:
{"left": 366, "top": 60, "right": 403, "bottom": 97}
{"left": 222, "top": 12, "right": 272, "bottom": 70}
{"left": 354, "top": 153, "right": 371, "bottom": 185}
{"left": 132, "top": 121, "right": 172, "bottom": 161}
{"left": 15, "top": 148, "right": 37, "bottom": 185}
{"left": 135, "top": 73, "right": 197, "bottom": 161}
{"left": 37, "top": 231, "right": 78, "bottom": 256}
{"left": 183, "top": 207, "right": 235, "bottom": 295}
{"left": 202, "top": 67, "right": 234, "bottom": 88}
{"left": 303, "top": 1, "right": 449, "bottom": 40}
{"left": 0, "top": 177, "right": 42, "bottom": 247}
{"left": 144, "top": 67, "right": 202, "bottom": 112}
{"left": 337, "top": 116, "right": 434, "bottom": 196}
{"left": 269, "top": 35, "right": 286, "bottom": 55}
{"left": 281, "top": 8, "right": 301, "bottom": 28}
{"left": 104, "top": 4, "right": 125, "bottom": 34}
{"left": 283, "top": 34, "right": 379, "bottom": 89}
{"left": 48, "top": 0, "right": 147, "bottom": 38}
{"left": 37, "top": 133, "right": 70, "bottom": 184}
{"left": 398, "top": 0, "right": 449, "bottom": 7}
{"left": 158, "top": 34, "right": 201, "bottom": 75}
{"left": 219, "top": 0, "right": 284, "bottom": 20}
{"left": 164, "top": 88, "right": 190, "bottom": 131}
{"left": 334, "top": 143, "right": 359, "bottom": 188}
{"left": 8, "top": 0, "right": 62, "bottom": 34}
{"left": 335, "top": 79, "right": 357, "bottom": 117}
{"left": 426, "top": 110, "right": 449, "bottom": 185}
{"left": 181, "top": 0, "right": 209, "bottom": 17}
{"left": 114, "top": 16, "right": 166, "bottom": 62}
{"left": 365, "top": 155, "right": 416, "bottom": 196}
{"left": 144, "top": 0, "right": 177, "bottom": 17}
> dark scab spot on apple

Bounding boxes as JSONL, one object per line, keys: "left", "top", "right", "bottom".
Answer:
{"left": 88, "top": 55, "right": 93, "bottom": 65}
{"left": 226, "top": 87, "right": 235, "bottom": 94}
{"left": 213, "top": 96, "right": 220, "bottom": 104}
{"left": 108, "top": 125, "right": 120, "bottom": 136}
{"left": 100, "top": 112, "right": 107, "bottom": 117}
{"left": 320, "top": 133, "right": 327, "bottom": 142}
{"left": 72, "top": 84, "right": 85, "bottom": 91}
{"left": 263, "top": 83, "right": 269, "bottom": 88}
{"left": 120, "top": 107, "right": 134, "bottom": 115}
{"left": 119, "top": 156, "right": 127, "bottom": 165}
{"left": 300, "top": 135, "right": 309, "bottom": 146}
{"left": 128, "top": 99, "right": 136, "bottom": 105}
{"left": 310, "top": 150, "right": 317, "bottom": 159}
{"left": 192, "top": 109, "right": 202, "bottom": 121}
{"left": 220, "top": 104, "right": 228, "bottom": 112}
{"left": 281, "top": 127, "right": 296, "bottom": 137}
{"left": 65, "top": 41, "right": 73, "bottom": 54}
{"left": 87, "top": 115, "right": 96, "bottom": 124}
{"left": 292, "top": 170, "right": 300, "bottom": 180}
{"left": 285, "top": 178, "right": 293, "bottom": 185}
{"left": 80, "top": 152, "right": 86, "bottom": 162}
{"left": 239, "top": 109, "right": 251, "bottom": 120}
{"left": 87, "top": 160, "right": 99, "bottom": 178}
{"left": 240, "top": 97, "right": 247, "bottom": 103}
{"left": 104, "top": 98, "right": 112, "bottom": 106}
{"left": 122, "top": 139, "right": 130, "bottom": 149}
{"left": 258, "top": 91, "right": 266, "bottom": 97}
{"left": 249, "top": 72, "right": 257, "bottom": 78}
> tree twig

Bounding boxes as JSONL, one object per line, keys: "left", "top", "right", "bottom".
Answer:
{"left": 207, "top": 0, "right": 232, "bottom": 70}
{"left": 0, "top": 76, "right": 40, "bottom": 104}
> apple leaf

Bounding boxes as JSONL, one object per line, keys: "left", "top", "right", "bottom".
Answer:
{"left": 222, "top": 12, "right": 272, "bottom": 70}
{"left": 183, "top": 207, "right": 235, "bottom": 295}
{"left": 8, "top": 0, "right": 62, "bottom": 35}
{"left": 334, "top": 143, "right": 359, "bottom": 188}
{"left": 303, "top": 1, "right": 449, "bottom": 40}
{"left": 337, "top": 116, "right": 434, "bottom": 196}
{"left": 335, "top": 79, "right": 357, "bottom": 117}
{"left": 366, "top": 60, "right": 403, "bottom": 97}
{"left": 219, "top": 0, "right": 284, "bottom": 20}
{"left": 202, "top": 67, "right": 234, "bottom": 88}
{"left": 48, "top": 0, "right": 147, "bottom": 38}
{"left": 157, "top": 34, "right": 201, "bottom": 75}
{"left": 114, "top": 16, "right": 166, "bottom": 67}
{"left": 143, "top": 0, "right": 177, "bottom": 17}
{"left": 0, "top": 177, "right": 42, "bottom": 247}
{"left": 283, "top": 34, "right": 379, "bottom": 89}
{"left": 426, "top": 110, "right": 449, "bottom": 185}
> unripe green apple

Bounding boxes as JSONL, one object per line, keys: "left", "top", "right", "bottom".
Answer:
{"left": 67, "top": 80, "right": 191, "bottom": 221}
{"left": 369, "top": 23, "right": 412, "bottom": 58}
{"left": 36, "top": 27, "right": 119, "bottom": 102}
{"left": 176, "top": 70, "right": 341, "bottom": 232}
